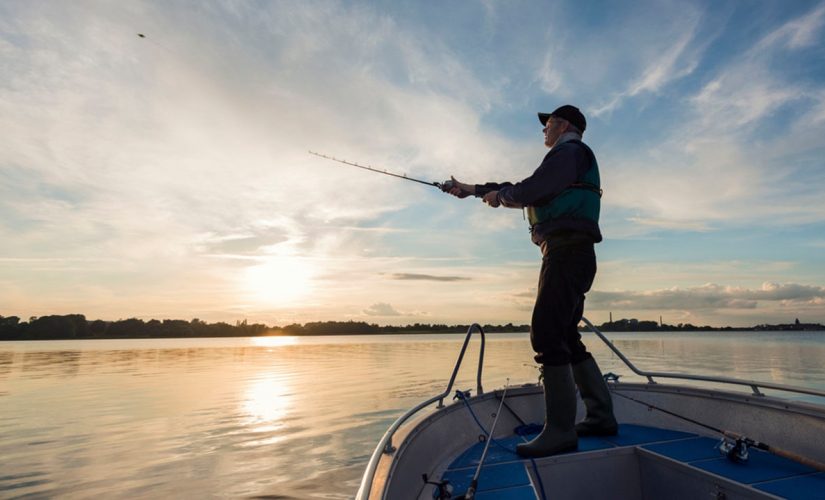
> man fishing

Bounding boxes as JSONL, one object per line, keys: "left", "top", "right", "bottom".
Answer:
{"left": 445, "top": 105, "right": 617, "bottom": 457}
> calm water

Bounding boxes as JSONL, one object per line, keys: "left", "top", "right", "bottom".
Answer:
{"left": 2, "top": 331, "right": 824, "bottom": 499}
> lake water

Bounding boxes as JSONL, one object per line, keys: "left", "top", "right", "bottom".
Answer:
{"left": 2, "top": 331, "right": 824, "bottom": 498}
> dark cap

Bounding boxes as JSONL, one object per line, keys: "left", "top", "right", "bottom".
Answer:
{"left": 538, "top": 105, "right": 586, "bottom": 132}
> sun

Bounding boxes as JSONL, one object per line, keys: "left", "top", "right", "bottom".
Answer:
{"left": 242, "top": 256, "right": 315, "bottom": 305}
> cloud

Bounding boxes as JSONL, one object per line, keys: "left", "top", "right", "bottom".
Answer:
{"left": 533, "top": 1, "right": 714, "bottom": 113}
{"left": 363, "top": 302, "right": 401, "bottom": 316}
{"left": 690, "top": 65, "right": 799, "bottom": 129}
{"left": 690, "top": 3, "right": 825, "bottom": 130}
{"left": 755, "top": 2, "right": 825, "bottom": 50}
{"left": 591, "top": 9, "right": 705, "bottom": 117}
{"left": 0, "top": 1, "right": 525, "bottom": 321}
{"left": 196, "top": 228, "right": 290, "bottom": 255}
{"left": 588, "top": 282, "right": 825, "bottom": 311}
{"left": 2, "top": 1, "right": 825, "bottom": 330}
{"left": 537, "top": 51, "right": 563, "bottom": 94}
{"left": 626, "top": 217, "right": 711, "bottom": 232}
{"left": 600, "top": 2, "right": 825, "bottom": 235}
{"left": 388, "top": 273, "right": 470, "bottom": 282}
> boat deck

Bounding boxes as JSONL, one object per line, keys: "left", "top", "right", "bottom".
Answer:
{"left": 435, "top": 424, "right": 825, "bottom": 499}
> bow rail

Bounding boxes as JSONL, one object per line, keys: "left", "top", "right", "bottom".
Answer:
{"left": 356, "top": 319, "right": 825, "bottom": 499}
{"left": 581, "top": 317, "right": 825, "bottom": 399}
{"left": 355, "top": 324, "right": 486, "bottom": 500}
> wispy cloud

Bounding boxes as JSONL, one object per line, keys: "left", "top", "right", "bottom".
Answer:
{"left": 592, "top": 9, "right": 705, "bottom": 117}
{"left": 601, "top": 2, "right": 825, "bottom": 235}
{"left": 690, "top": 2, "right": 825, "bottom": 130}
{"left": 388, "top": 273, "right": 470, "bottom": 282}
{"left": 755, "top": 2, "right": 825, "bottom": 50}
{"left": 589, "top": 282, "right": 825, "bottom": 311}
{"left": 626, "top": 217, "right": 711, "bottom": 232}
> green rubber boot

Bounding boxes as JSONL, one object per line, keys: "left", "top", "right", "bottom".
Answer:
{"left": 516, "top": 364, "right": 578, "bottom": 458}
{"left": 573, "top": 357, "right": 618, "bottom": 436}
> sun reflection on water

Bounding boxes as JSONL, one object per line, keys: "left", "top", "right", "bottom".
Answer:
{"left": 242, "top": 374, "right": 293, "bottom": 429}
{"left": 249, "top": 336, "right": 300, "bottom": 348}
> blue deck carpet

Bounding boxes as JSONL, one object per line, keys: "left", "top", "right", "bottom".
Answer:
{"left": 642, "top": 435, "right": 823, "bottom": 500}
{"left": 439, "top": 461, "right": 532, "bottom": 496}
{"left": 754, "top": 473, "right": 825, "bottom": 500}
{"left": 642, "top": 436, "right": 722, "bottom": 462}
{"left": 433, "top": 424, "right": 821, "bottom": 499}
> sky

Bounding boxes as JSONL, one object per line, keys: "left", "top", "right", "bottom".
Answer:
{"left": 2, "top": 0, "right": 825, "bottom": 328}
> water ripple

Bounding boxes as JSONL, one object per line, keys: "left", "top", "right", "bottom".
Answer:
{"left": 0, "top": 332, "right": 823, "bottom": 497}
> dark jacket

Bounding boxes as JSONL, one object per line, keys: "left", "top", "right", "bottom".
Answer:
{"left": 475, "top": 139, "right": 602, "bottom": 246}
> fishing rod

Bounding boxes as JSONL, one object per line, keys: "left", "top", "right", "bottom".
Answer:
{"left": 460, "top": 381, "right": 510, "bottom": 500}
{"left": 308, "top": 151, "right": 454, "bottom": 191}
{"left": 611, "top": 390, "right": 825, "bottom": 472}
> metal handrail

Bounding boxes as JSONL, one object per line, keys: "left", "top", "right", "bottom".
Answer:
{"left": 357, "top": 318, "right": 825, "bottom": 498}
{"left": 355, "top": 324, "right": 486, "bottom": 500}
{"left": 581, "top": 317, "right": 825, "bottom": 399}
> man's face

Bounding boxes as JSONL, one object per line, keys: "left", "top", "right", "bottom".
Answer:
{"left": 543, "top": 118, "right": 567, "bottom": 148}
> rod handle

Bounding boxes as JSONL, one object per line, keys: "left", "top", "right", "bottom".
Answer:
{"left": 768, "top": 445, "right": 825, "bottom": 472}
{"left": 724, "top": 431, "right": 825, "bottom": 472}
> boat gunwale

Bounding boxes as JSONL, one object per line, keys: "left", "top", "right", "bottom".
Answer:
{"left": 365, "top": 381, "right": 825, "bottom": 499}
{"left": 612, "top": 381, "right": 825, "bottom": 419}
{"left": 357, "top": 320, "right": 825, "bottom": 498}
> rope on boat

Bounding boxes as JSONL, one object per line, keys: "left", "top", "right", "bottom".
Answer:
{"left": 453, "top": 390, "right": 519, "bottom": 454}
{"left": 610, "top": 389, "right": 825, "bottom": 472}
{"left": 463, "top": 382, "right": 510, "bottom": 499}
{"left": 450, "top": 389, "right": 548, "bottom": 500}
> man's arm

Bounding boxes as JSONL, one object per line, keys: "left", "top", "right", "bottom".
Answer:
{"left": 497, "top": 144, "right": 580, "bottom": 207}
{"left": 474, "top": 181, "right": 513, "bottom": 197}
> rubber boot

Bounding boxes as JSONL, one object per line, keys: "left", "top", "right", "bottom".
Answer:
{"left": 516, "top": 364, "right": 578, "bottom": 458}
{"left": 572, "top": 357, "right": 618, "bottom": 436}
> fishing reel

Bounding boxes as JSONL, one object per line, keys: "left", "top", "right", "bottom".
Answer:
{"left": 423, "top": 474, "right": 453, "bottom": 499}
{"left": 718, "top": 437, "right": 749, "bottom": 463}
{"left": 438, "top": 179, "right": 476, "bottom": 199}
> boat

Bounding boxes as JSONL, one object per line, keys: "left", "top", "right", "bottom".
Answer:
{"left": 356, "top": 319, "right": 825, "bottom": 499}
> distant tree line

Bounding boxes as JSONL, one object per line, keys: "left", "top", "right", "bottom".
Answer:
{"left": 279, "top": 321, "right": 529, "bottom": 335}
{"left": 595, "top": 317, "right": 824, "bottom": 332}
{"left": 0, "top": 315, "right": 530, "bottom": 340}
{"left": 2, "top": 314, "right": 821, "bottom": 341}
{"left": 0, "top": 315, "right": 270, "bottom": 340}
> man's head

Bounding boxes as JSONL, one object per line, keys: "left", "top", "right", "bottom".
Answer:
{"left": 538, "top": 105, "right": 586, "bottom": 147}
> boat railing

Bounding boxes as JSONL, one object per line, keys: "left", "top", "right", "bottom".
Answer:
{"left": 355, "top": 324, "right": 486, "bottom": 500}
{"left": 581, "top": 317, "right": 825, "bottom": 399}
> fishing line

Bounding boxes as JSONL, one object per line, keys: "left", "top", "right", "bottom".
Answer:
{"left": 136, "top": 32, "right": 241, "bottom": 80}
{"left": 136, "top": 33, "right": 179, "bottom": 57}
{"left": 611, "top": 389, "right": 825, "bottom": 472}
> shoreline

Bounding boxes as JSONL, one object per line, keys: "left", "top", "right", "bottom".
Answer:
{"left": 3, "top": 314, "right": 822, "bottom": 341}
{"left": 4, "top": 328, "right": 825, "bottom": 342}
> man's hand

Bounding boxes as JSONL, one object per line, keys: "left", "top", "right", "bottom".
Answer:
{"left": 482, "top": 191, "right": 500, "bottom": 208}
{"left": 444, "top": 176, "right": 474, "bottom": 198}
